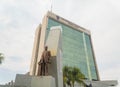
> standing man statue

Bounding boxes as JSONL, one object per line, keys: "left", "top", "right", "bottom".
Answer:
{"left": 37, "top": 46, "right": 51, "bottom": 76}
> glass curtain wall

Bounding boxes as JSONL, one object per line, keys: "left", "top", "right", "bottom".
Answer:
{"left": 46, "top": 18, "right": 98, "bottom": 80}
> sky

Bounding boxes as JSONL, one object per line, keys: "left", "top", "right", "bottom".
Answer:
{"left": 0, "top": 0, "right": 120, "bottom": 86}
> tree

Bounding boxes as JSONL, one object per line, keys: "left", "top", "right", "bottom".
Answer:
{"left": 0, "top": 53, "right": 4, "bottom": 64}
{"left": 63, "top": 66, "right": 70, "bottom": 87}
{"left": 63, "top": 66, "right": 85, "bottom": 87}
{"left": 71, "top": 67, "right": 85, "bottom": 87}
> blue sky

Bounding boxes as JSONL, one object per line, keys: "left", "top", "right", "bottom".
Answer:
{"left": 0, "top": 0, "right": 120, "bottom": 86}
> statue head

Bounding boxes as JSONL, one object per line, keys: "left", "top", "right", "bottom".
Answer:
{"left": 45, "top": 46, "right": 48, "bottom": 51}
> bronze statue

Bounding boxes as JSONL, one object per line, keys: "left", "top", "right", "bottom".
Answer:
{"left": 37, "top": 46, "right": 51, "bottom": 76}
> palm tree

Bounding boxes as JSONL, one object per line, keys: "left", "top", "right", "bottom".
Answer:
{"left": 63, "top": 66, "right": 71, "bottom": 87}
{"left": 71, "top": 67, "right": 85, "bottom": 87}
{"left": 63, "top": 66, "right": 85, "bottom": 87}
{"left": 0, "top": 53, "right": 4, "bottom": 64}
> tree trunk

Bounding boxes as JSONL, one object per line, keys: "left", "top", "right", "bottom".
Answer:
{"left": 73, "top": 84, "right": 74, "bottom": 87}
{"left": 63, "top": 84, "right": 66, "bottom": 87}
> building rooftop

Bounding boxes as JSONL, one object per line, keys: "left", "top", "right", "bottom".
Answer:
{"left": 46, "top": 11, "right": 91, "bottom": 35}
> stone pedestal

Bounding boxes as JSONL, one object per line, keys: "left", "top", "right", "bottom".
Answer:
{"left": 14, "top": 74, "right": 56, "bottom": 87}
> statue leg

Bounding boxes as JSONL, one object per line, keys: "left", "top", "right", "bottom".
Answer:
{"left": 40, "top": 63, "right": 44, "bottom": 76}
{"left": 37, "top": 65, "right": 41, "bottom": 76}
{"left": 43, "top": 62, "right": 46, "bottom": 76}
{"left": 45, "top": 63, "right": 48, "bottom": 75}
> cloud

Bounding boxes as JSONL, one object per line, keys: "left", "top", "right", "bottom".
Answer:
{"left": 0, "top": 0, "right": 120, "bottom": 86}
{"left": 52, "top": 0, "right": 120, "bottom": 86}
{"left": 99, "top": 66, "right": 120, "bottom": 86}
{"left": 0, "top": 0, "right": 52, "bottom": 83}
{"left": 100, "top": 65, "right": 120, "bottom": 85}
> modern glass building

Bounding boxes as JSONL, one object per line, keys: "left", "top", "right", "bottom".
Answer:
{"left": 30, "top": 11, "right": 100, "bottom": 81}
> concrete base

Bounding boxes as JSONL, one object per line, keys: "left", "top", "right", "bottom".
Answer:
{"left": 14, "top": 74, "right": 56, "bottom": 87}
{"left": 84, "top": 80, "right": 118, "bottom": 87}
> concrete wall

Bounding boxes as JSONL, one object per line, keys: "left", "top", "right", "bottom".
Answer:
{"left": 46, "top": 26, "right": 63, "bottom": 87}
{"left": 14, "top": 74, "right": 55, "bottom": 87}
{"left": 35, "top": 15, "right": 48, "bottom": 75}
{"left": 30, "top": 24, "right": 41, "bottom": 75}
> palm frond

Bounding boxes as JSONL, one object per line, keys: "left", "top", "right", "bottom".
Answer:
{"left": 0, "top": 53, "right": 4, "bottom": 64}
{"left": 63, "top": 66, "right": 85, "bottom": 87}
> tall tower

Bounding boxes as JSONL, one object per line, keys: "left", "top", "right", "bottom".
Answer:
{"left": 30, "top": 11, "right": 100, "bottom": 81}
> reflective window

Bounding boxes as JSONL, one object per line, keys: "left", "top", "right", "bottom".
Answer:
{"left": 46, "top": 18, "right": 98, "bottom": 80}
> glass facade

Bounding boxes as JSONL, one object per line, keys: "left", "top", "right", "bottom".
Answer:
{"left": 46, "top": 18, "right": 98, "bottom": 80}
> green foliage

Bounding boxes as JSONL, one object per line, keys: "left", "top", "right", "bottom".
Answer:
{"left": 0, "top": 53, "right": 4, "bottom": 64}
{"left": 63, "top": 66, "right": 85, "bottom": 87}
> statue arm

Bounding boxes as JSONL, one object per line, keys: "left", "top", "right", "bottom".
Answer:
{"left": 48, "top": 51, "right": 51, "bottom": 60}
{"left": 38, "top": 52, "right": 44, "bottom": 65}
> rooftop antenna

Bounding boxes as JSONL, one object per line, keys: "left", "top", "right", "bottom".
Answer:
{"left": 50, "top": 0, "right": 53, "bottom": 12}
